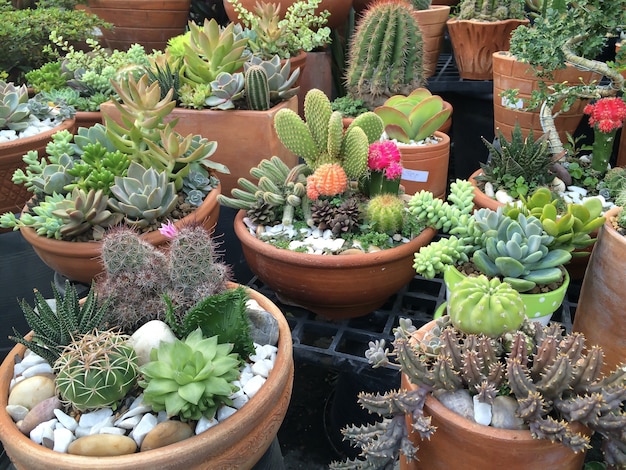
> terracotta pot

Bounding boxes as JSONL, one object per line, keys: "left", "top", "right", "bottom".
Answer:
{"left": 468, "top": 168, "right": 598, "bottom": 281}
{"left": 74, "top": 111, "right": 102, "bottom": 129}
{"left": 492, "top": 51, "right": 601, "bottom": 143}
{"left": 400, "top": 320, "right": 589, "bottom": 470}
{"left": 19, "top": 185, "right": 221, "bottom": 285}
{"left": 412, "top": 6, "right": 451, "bottom": 79}
{"left": 234, "top": 210, "right": 437, "bottom": 319}
{"left": 100, "top": 95, "right": 299, "bottom": 198}
{"left": 446, "top": 18, "right": 529, "bottom": 81}
{"left": 573, "top": 207, "right": 626, "bottom": 376}
{"left": 297, "top": 49, "right": 331, "bottom": 118}
{"left": 0, "top": 118, "right": 76, "bottom": 216}
{"left": 398, "top": 131, "right": 451, "bottom": 199}
{"left": 223, "top": 0, "right": 354, "bottom": 30}
{"left": 88, "top": 0, "right": 191, "bottom": 51}
{"left": 0, "top": 283, "right": 293, "bottom": 469}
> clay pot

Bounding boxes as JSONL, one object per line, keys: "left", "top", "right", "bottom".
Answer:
{"left": 100, "top": 95, "right": 299, "bottom": 198}
{"left": 74, "top": 111, "right": 102, "bottom": 129}
{"left": 0, "top": 118, "right": 76, "bottom": 216}
{"left": 234, "top": 210, "right": 437, "bottom": 320}
{"left": 446, "top": 18, "right": 529, "bottom": 81}
{"left": 397, "top": 131, "right": 451, "bottom": 199}
{"left": 0, "top": 284, "right": 293, "bottom": 469}
{"left": 492, "top": 51, "right": 601, "bottom": 143}
{"left": 19, "top": 185, "right": 221, "bottom": 285}
{"left": 573, "top": 207, "right": 626, "bottom": 376}
{"left": 412, "top": 6, "right": 451, "bottom": 79}
{"left": 223, "top": 0, "right": 354, "bottom": 30}
{"left": 400, "top": 320, "right": 590, "bottom": 470}
{"left": 87, "top": 0, "right": 191, "bottom": 51}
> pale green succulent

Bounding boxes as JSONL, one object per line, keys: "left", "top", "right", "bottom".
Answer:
{"left": 0, "top": 81, "right": 31, "bottom": 131}
{"left": 139, "top": 328, "right": 241, "bottom": 421}
{"left": 108, "top": 162, "right": 179, "bottom": 229}
{"left": 205, "top": 72, "right": 245, "bottom": 110}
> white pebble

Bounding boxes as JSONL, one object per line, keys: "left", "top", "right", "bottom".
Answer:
{"left": 78, "top": 408, "right": 113, "bottom": 428}
{"left": 568, "top": 185, "right": 588, "bottom": 196}
{"left": 484, "top": 182, "right": 495, "bottom": 198}
{"left": 6, "top": 404, "right": 29, "bottom": 422}
{"left": 495, "top": 189, "right": 514, "bottom": 204}
{"left": 251, "top": 359, "right": 273, "bottom": 378}
{"left": 232, "top": 394, "right": 249, "bottom": 409}
{"left": 217, "top": 405, "right": 237, "bottom": 421}
{"left": 30, "top": 418, "right": 57, "bottom": 445}
{"left": 473, "top": 395, "right": 492, "bottom": 426}
{"left": 53, "top": 409, "right": 77, "bottom": 431}
{"left": 22, "top": 363, "right": 54, "bottom": 378}
{"left": 242, "top": 375, "right": 266, "bottom": 398}
{"left": 130, "top": 413, "right": 157, "bottom": 446}
{"left": 99, "top": 426, "right": 127, "bottom": 435}
{"left": 52, "top": 427, "right": 75, "bottom": 453}
{"left": 195, "top": 416, "right": 218, "bottom": 434}
{"left": 115, "top": 415, "right": 142, "bottom": 429}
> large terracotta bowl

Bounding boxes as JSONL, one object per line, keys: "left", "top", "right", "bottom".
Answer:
{"left": 0, "top": 284, "right": 293, "bottom": 470}
{"left": 400, "top": 320, "right": 590, "bottom": 470}
{"left": 234, "top": 210, "right": 436, "bottom": 319}
{"left": 19, "top": 185, "right": 221, "bottom": 285}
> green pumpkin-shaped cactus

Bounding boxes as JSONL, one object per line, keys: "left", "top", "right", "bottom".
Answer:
{"left": 448, "top": 274, "right": 525, "bottom": 337}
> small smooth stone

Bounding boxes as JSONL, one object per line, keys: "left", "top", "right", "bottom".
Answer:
{"left": 40, "top": 425, "right": 55, "bottom": 449}
{"left": 115, "top": 414, "right": 142, "bottom": 430}
{"left": 495, "top": 189, "right": 514, "bottom": 204}
{"left": 130, "top": 320, "right": 177, "bottom": 366}
{"left": 140, "top": 420, "right": 194, "bottom": 451}
{"left": 232, "top": 394, "right": 249, "bottom": 409}
{"left": 78, "top": 408, "right": 113, "bottom": 428}
{"left": 53, "top": 408, "right": 78, "bottom": 432}
{"left": 195, "top": 416, "right": 218, "bottom": 434}
{"left": 99, "top": 426, "right": 127, "bottom": 435}
{"left": 6, "top": 404, "right": 29, "bottom": 422}
{"left": 53, "top": 427, "right": 75, "bottom": 453}
{"left": 18, "top": 395, "right": 61, "bottom": 435}
{"left": 21, "top": 362, "right": 54, "bottom": 378}
{"left": 13, "top": 352, "right": 46, "bottom": 374}
{"left": 68, "top": 434, "right": 137, "bottom": 456}
{"left": 473, "top": 395, "right": 492, "bottom": 426}
{"left": 484, "top": 182, "right": 495, "bottom": 198}
{"left": 491, "top": 395, "right": 527, "bottom": 430}
{"left": 339, "top": 248, "right": 365, "bottom": 256}
{"left": 250, "top": 359, "right": 272, "bottom": 378}
{"left": 8, "top": 375, "right": 56, "bottom": 410}
{"left": 130, "top": 413, "right": 158, "bottom": 446}
{"left": 434, "top": 389, "right": 474, "bottom": 422}
{"left": 247, "top": 309, "right": 279, "bottom": 346}
{"left": 242, "top": 375, "right": 266, "bottom": 398}
{"left": 29, "top": 418, "right": 58, "bottom": 445}
{"left": 549, "top": 177, "right": 566, "bottom": 194}
{"left": 217, "top": 405, "right": 237, "bottom": 421}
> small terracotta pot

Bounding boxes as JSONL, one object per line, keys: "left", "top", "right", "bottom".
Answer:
{"left": 19, "top": 185, "right": 221, "bottom": 285}
{"left": 234, "top": 210, "right": 436, "bottom": 319}
{"left": 0, "top": 118, "right": 76, "bottom": 216}
{"left": 398, "top": 131, "right": 451, "bottom": 199}
{"left": 400, "top": 320, "right": 590, "bottom": 470}
{"left": 573, "top": 207, "right": 626, "bottom": 376}
{"left": 0, "top": 284, "right": 293, "bottom": 469}
{"left": 412, "top": 6, "right": 451, "bottom": 79}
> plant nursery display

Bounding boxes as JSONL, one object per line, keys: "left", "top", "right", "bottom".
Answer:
{"left": 0, "top": 223, "right": 294, "bottom": 469}
{"left": 0, "top": 74, "right": 227, "bottom": 283}
{"left": 219, "top": 88, "right": 437, "bottom": 318}
{"left": 329, "top": 276, "right": 626, "bottom": 469}
{"left": 0, "top": 80, "right": 76, "bottom": 215}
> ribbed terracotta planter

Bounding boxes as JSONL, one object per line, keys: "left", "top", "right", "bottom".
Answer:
{"left": 223, "top": 0, "right": 353, "bottom": 30}
{"left": 0, "top": 118, "right": 76, "bottom": 216}
{"left": 398, "top": 131, "right": 451, "bottom": 199}
{"left": 101, "top": 95, "right": 299, "bottom": 198}
{"left": 446, "top": 18, "right": 529, "bottom": 81}
{"left": 492, "top": 51, "right": 601, "bottom": 143}
{"left": 413, "top": 6, "right": 451, "bottom": 78}
{"left": 399, "top": 320, "right": 589, "bottom": 470}
{"left": 0, "top": 283, "right": 293, "bottom": 470}
{"left": 19, "top": 185, "right": 221, "bottom": 285}
{"left": 573, "top": 207, "right": 626, "bottom": 376}
{"left": 234, "top": 210, "right": 436, "bottom": 320}
{"left": 88, "top": 0, "right": 191, "bottom": 51}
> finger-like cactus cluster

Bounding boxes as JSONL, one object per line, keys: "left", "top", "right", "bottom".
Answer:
{"left": 332, "top": 307, "right": 626, "bottom": 469}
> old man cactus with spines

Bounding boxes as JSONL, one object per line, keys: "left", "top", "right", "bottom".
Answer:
{"left": 344, "top": 0, "right": 425, "bottom": 109}
{"left": 273, "top": 89, "right": 384, "bottom": 177}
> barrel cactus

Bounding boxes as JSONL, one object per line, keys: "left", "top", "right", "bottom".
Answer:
{"left": 54, "top": 329, "right": 139, "bottom": 411}
{"left": 365, "top": 194, "right": 406, "bottom": 233}
{"left": 448, "top": 274, "right": 526, "bottom": 337}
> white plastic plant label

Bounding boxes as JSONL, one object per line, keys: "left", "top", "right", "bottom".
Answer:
{"left": 501, "top": 95, "right": 524, "bottom": 110}
{"left": 401, "top": 168, "right": 429, "bottom": 183}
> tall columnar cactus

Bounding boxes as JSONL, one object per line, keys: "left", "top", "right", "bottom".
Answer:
{"left": 345, "top": 0, "right": 425, "bottom": 109}
{"left": 273, "top": 89, "right": 383, "bottom": 177}
{"left": 54, "top": 329, "right": 139, "bottom": 411}
{"left": 245, "top": 65, "right": 271, "bottom": 111}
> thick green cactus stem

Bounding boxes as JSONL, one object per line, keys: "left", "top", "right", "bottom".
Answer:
{"left": 245, "top": 65, "right": 270, "bottom": 111}
{"left": 348, "top": 112, "right": 385, "bottom": 145}
{"left": 345, "top": 1, "right": 424, "bottom": 108}
{"left": 274, "top": 108, "right": 319, "bottom": 165}
{"left": 304, "top": 89, "right": 333, "bottom": 154}
{"left": 366, "top": 194, "right": 405, "bottom": 233}
{"left": 449, "top": 274, "right": 526, "bottom": 337}
{"left": 340, "top": 125, "right": 369, "bottom": 179}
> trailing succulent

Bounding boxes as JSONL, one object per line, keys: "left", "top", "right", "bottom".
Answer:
{"left": 330, "top": 276, "right": 626, "bottom": 469}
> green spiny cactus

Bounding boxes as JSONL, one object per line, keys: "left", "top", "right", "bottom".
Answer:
{"left": 10, "top": 281, "right": 109, "bottom": 367}
{"left": 54, "top": 329, "right": 139, "bottom": 411}
{"left": 244, "top": 54, "right": 300, "bottom": 104}
{"left": 456, "top": 0, "right": 526, "bottom": 21}
{"left": 411, "top": 0, "right": 432, "bottom": 9}
{"left": 139, "top": 328, "right": 241, "bottom": 420}
{"left": 448, "top": 274, "right": 526, "bottom": 337}
{"left": 345, "top": 1, "right": 425, "bottom": 109}
{"left": 365, "top": 193, "right": 405, "bottom": 233}
{"left": 245, "top": 65, "right": 271, "bottom": 111}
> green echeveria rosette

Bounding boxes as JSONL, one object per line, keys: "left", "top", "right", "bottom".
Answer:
{"left": 448, "top": 274, "right": 525, "bottom": 338}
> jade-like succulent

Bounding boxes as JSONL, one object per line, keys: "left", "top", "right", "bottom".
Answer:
{"left": 204, "top": 72, "right": 245, "bottom": 110}
{"left": 344, "top": 0, "right": 425, "bottom": 109}
{"left": 331, "top": 313, "right": 626, "bottom": 469}
{"left": 217, "top": 156, "right": 311, "bottom": 226}
{"left": 374, "top": 88, "right": 451, "bottom": 144}
{"left": 108, "top": 162, "right": 179, "bottom": 229}
{"left": 55, "top": 329, "right": 139, "bottom": 411}
{"left": 274, "top": 88, "right": 383, "bottom": 177}
{"left": 10, "top": 280, "right": 109, "bottom": 367}
{"left": 139, "top": 328, "right": 241, "bottom": 421}
{"left": 448, "top": 274, "right": 525, "bottom": 337}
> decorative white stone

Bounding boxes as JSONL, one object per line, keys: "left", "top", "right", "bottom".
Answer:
{"left": 483, "top": 182, "right": 495, "bottom": 198}
{"left": 250, "top": 359, "right": 271, "bottom": 378}
{"left": 114, "top": 415, "right": 142, "bottom": 430}
{"left": 53, "top": 427, "right": 75, "bottom": 453}
{"left": 6, "top": 404, "right": 29, "bottom": 422}
{"left": 130, "top": 413, "right": 158, "bottom": 446}
{"left": 217, "top": 405, "right": 237, "bottom": 421}
{"left": 53, "top": 409, "right": 78, "bottom": 432}
{"left": 232, "top": 394, "right": 249, "bottom": 409}
{"left": 21, "top": 363, "right": 54, "bottom": 378}
{"left": 473, "top": 395, "right": 492, "bottom": 426}
{"left": 78, "top": 408, "right": 113, "bottom": 428}
{"left": 8, "top": 375, "right": 56, "bottom": 409}
{"left": 195, "top": 416, "right": 218, "bottom": 434}
{"left": 242, "top": 375, "right": 266, "bottom": 398}
{"left": 98, "top": 426, "right": 127, "bottom": 435}
{"left": 549, "top": 177, "right": 566, "bottom": 194}
{"left": 495, "top": 189, "right": 514, "bottom": 204}
{"left": 129, "top": 320, "right": 177, "bottom": 366}
{"left": 30, "top": 418, "right": 58, "bottom": 445}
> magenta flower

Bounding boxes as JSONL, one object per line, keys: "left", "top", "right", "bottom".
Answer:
{"left": 368, "top": 141, "right": 402, "bottom": 171}
{"left": 159, "top": 221, "right": 179, "bottom": 239}
{"left": 584, "top": 97, "right": 626, "bottom": 134}
{"left": 385, "top": 161, "right": 403, "bottom": 180}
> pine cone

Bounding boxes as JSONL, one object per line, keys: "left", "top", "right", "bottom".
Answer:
{"left": 311, "top": 199, "right": 335, "bottom": 229}
{"left": 247, "top": 199, "right": 276, "bottom": 225}
{"left": 330, "top": 214, "right": 359, "bottom": 236}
